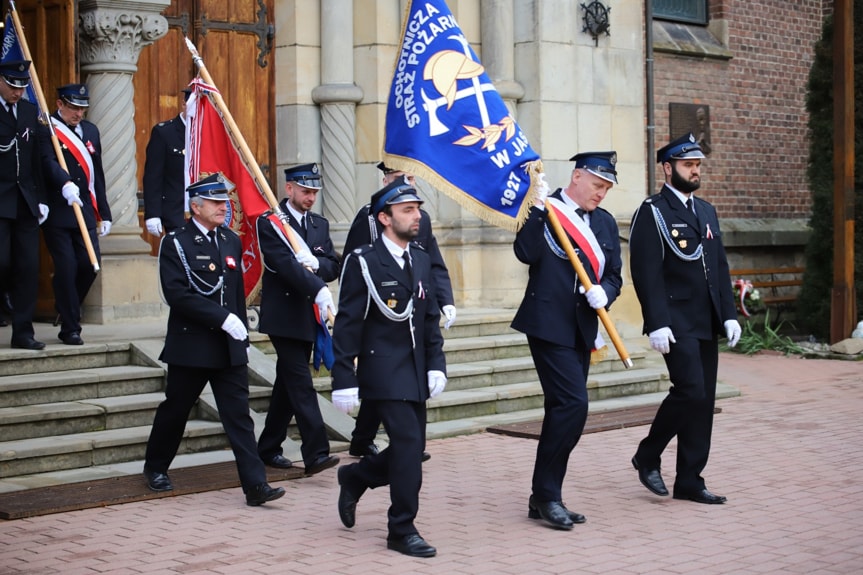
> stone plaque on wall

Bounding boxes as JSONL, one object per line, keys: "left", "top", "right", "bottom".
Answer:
{"left": 669, "top": 103, "right": 711, "bottom": 155}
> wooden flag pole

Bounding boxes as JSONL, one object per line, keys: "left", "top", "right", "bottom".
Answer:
{"left": 545, "top": 205, "right": 633, "bottom": 368}
{"left": 9, "top": 2, "right": 99, "bottom": 272}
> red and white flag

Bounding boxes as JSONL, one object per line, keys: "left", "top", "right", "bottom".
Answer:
{"left": 185, "top": 79, "right": 270, "bottom": 300}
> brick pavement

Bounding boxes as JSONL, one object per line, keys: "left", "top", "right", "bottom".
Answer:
{"left": 1, "top": 353, "right": 861, "bottom": 575}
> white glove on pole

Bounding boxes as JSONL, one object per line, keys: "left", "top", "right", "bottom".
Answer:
{"left": 427, "top": 370, "right": 447, "bottom": 398}
{"left": 37, "top": 203, "right": 49, "bottom": 225}
{"left": 145, "top": 217, "right": 163, "bottom": 236}
{"left": 332, "top": 387, "right": 360, "bottom": 413}
{"left": 315, "top": 286, "right": 335, "bottom": 325}
{"left": 99, "top": 221, "right": 112, "bottom": 237}
{"left": 295, "top": 249, "right": 320, "bottom": 272}
{"left": 648, "top": 327, "right": 676, "bottom": 355}
{"left": 221, "top": 312, "right": 248, "bottom": 341}
{"left": 442, "top": 305, "right": 457, "bottom": 330}
{"left": 724, "top": 319, "right": 742, "bottom": 348}
{"left": 578, "top": 285, "right": 609, "bottom": 310}
{"left": 61, "top": 182, "right": 83, "bottom": 207}
{"left": 533, "top": 172, "right": 550, "bottom": 210}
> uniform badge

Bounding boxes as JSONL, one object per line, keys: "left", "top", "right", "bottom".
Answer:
{"left": 679, "top": 240, "right": 688, "bottom": 249}
{"left": 225, "top": 256, "right": 236, "bottom": 269}
{"left": 671, "top": 229, "right": 679, "bottom": 237}
{"left": 86, "top": 140, "right": 95, "bottom": 154}
{"left": 208, "top": 263, "right": 216, "bottom": 271}
{"left": 387, "top": 299, "right": 397, "bottom": 308}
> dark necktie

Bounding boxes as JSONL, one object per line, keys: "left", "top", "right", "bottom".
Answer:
{"left": 402, "top": 250, "right": 413, "bottom": 282}
{"left": 686, "top": 198, "right": 700, "bottom": 229}
{"left": 299, "top": 214, "right": 307, "bottom": 239}
{"left": 6, "top": 103, "right": 15, "bottom": 123}
{"left": 576, "top": 207, "right": 586, "bottom": 220}
{"left": 207, "top": 230, "right": 219, "bottom": 258}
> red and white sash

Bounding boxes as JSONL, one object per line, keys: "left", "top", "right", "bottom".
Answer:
{"left": 51, "top": 117, "right": 100, "bottom": 219}
{"left": 546, "top": 196, "right": 605, "bottom": 281}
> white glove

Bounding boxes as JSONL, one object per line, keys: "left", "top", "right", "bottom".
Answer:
{"left": 427, "top": 370, "right": 447, "bottom": 398}
{"left": 61, "top": 182, "right": 83, "bottom": 207}
{"left": 533, "top": 172, "right": 550, "bottom": 210}
{"left": 145, "top": 217, "right": 163, "bottom": 236}
{"left": 99, "top": 221, "right": 112, "bottom": 237}
{"left": 37, "top": 203, "right": 49, "bottom": 225}
{"left": 332, "top": 387, "right": 360, "bottom": 413}
{"left": 295, "top": 249, "right": 320, "bottom": 272}
{"left": 578, "top": 284, "right": 609, "bottom": 310}
{"left": 442, "top": 305, "right": 457, "bottom": 330}
{"left": 724, "top": 319, "right": 742, "bottom": 348}
{"left": 648, "top": 327, "right": 676, "bottom": 355}
{"left": 220, "top": 312, "right": 248, "bottom": 341}
{"left": 315, "top": 286, "right": 335, "bottom": 325}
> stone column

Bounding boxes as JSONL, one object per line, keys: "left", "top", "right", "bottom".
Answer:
{"left": 481, "top": 0, "right": 524, "bottom": 112}
{"left": 311, "top": 0, "right": 363, "bottom": 223}
{"left": 77, "top": 0, "right": 170, "bottom": 323}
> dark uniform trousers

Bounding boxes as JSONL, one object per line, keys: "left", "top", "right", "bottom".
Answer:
{"left": 0, "top": 200, "right": 40, "bottom": 338}
{"left": 145, "top": 364, "right": 266, "bottom": 490}
{"left": 41, "top": 226, "right": 99, "bottom": 336}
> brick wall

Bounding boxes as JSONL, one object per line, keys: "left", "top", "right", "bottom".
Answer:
{"left": 652, "top": 0, "right": 827, "bottom": 219}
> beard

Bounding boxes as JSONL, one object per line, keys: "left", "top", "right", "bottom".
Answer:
{"left": 670, "top": 164, "right": 701, "bottom": 193}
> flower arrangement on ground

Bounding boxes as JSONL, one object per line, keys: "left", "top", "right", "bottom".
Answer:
{"left": 732, "top": 278, "right": 764, "bottom": 318}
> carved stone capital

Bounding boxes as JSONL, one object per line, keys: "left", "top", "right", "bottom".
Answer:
{"left": 78, "top": 1, "right": 170, "bottom": 73}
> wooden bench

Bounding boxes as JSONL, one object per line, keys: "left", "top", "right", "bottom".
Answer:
{"left": 729, "top": 266, "right": 805, "bottom": 313}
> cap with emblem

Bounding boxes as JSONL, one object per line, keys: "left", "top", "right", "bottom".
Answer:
{"left": 187, "top": 172, "right": 233, "bottom": 201}
{"left": 57, "top": 83, "right": 90, "bottom": 108}
{"left": 656, "top": 132, "right": 705, "bottom": 164}
{"left": 284, "top": 163, "right": 322, "bottom": 189}
{"left": 0, "top": 59, "right": 31, "bottom": 88}
{"left": 570, "top": 151, "right": 618, "bottom": 184}
{"left": 370, "top": 179, "right": 424, "bottom": 217}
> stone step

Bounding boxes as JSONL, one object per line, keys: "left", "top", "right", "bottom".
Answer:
{"left": 0, "top": 365, "right": 166, "bottom": 408}
{"left": 0, "top": 385, "right": 274, "bottom": 442}
{"left": 0, "top": 342, "right": 134, "bottom": 377}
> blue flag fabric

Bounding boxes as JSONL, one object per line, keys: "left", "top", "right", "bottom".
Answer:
{"left": 312, "top": 304, "right": 335, "bottom": 372}
{"left": 383, "top": 0, "right": 542, "bottom": 232}
{"left": 1, "top": 14, "right": 38, "bottom": 107}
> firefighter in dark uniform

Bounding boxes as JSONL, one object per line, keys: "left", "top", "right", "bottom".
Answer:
{"left": 255, "top": 163, "right": 340, "bottom": 475}
{"left": 42, "top": 83, "right": 112, "bottom": 346}
{"left": 332, "top": 179, "right": 446, "bottom": 558}
{"left": 629, "top": 133, "right": 741, "bottom": 505}
{"left": 142, "top": 173, "right": 285, "bottom": 507}
{"left": 343, "top": 161, "right": 455, "bottom": 459}
{"left": 143, "top": 89, "right": 190, "bottom": 236}
{"left": 511, "top": 151, "right": 623, "bottom": 530}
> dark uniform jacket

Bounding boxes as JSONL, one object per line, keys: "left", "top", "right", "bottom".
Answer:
{"left": 158, "top": 221, "right": 249, "bottom": 368}
{"left": 256, "top": 199, "right": 341, "bottom": 341}
{"left": 143, "top": 115, "right": 186, "bottom": 230}
{"left": 44, "top": 112, "right": 111, "bottom": 229}
{"left": 0, "top": 98, "right": 54, "bottom": 218}
{"left": 511, "top": 189, "right": 623, "bottom": 349}
{"left": 343, "top": 204, "right": 454, "bottom": 310}
{"left": 331, "top": 239, "right": 446, "bottom": 401}
{"left": 629, "top": 184, "right": 737, "bottom": 340}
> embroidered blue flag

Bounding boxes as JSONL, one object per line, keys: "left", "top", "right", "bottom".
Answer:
{"left": 1, "top": 14, "right": 39, "bottom": 108}
{"left": 383, "top": 0, "right": 542, "bottom": 232}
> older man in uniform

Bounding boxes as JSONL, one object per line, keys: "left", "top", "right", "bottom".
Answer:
{"left": 143, "top": 173, "right": 285, "bottom": 507}
{"left": 143, "top": 89, "right": 191, "bottom": 236}
{"left": 42, "top": 84, "right": 112, "bottom": 346}
{"left": 343, "top": 161, "right": 455, "bottom": 459}
{"left": 512, "top": 151, "right": 623, "bottom": 530}
{"left": 332, "top": 179, "right": 447, "bottom": 558}
{"left": 0, "top": 60, "right": 54, "bottom": 349}
{"left": 255, "top": 163, "right": 340, "bottom": 475}
{"left": 629, "top": 133, "right": 741, "bottom": 505}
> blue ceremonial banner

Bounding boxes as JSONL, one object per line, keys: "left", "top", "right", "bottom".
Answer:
{"left": 383, "top": 0, "right": 542, "bottom": 232}
{"left": 1, "top": 13, "right": 38, "bottom": 106}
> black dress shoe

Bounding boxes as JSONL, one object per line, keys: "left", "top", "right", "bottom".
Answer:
{"left": 527, "top": 498, "right": 574, "bottom": 530}
{"left": 59, "top": 332, "right": 84, "bottom": 346}
{"left": 11, "top": 336, "right": 46, "bottom": 350}
{"left": 421, "top": 451, "right": 431, "bottom": 462}
{"left": 528, "top": 495, "right": 585, "bottom": 525}
{"left": 263, "top": 454, "right": 293, "bottom": 469}
{"left": 632, "top": 455, "right": 669, "bottom": 496}
{"left": 386, "top": 533, "right": 437, "bottom": 558}
{"left": 305, "top": 454, "right": 339, "bottom": 476}
{"left": 348, "top": 442, "right": 379, "bottom": 457}
{"left": 337, "top": 465, "right": 366, "bottom": 528}
{"left": 245, "top": 483, "right": 285, "bottom": 506}
{"left": 143, "top": 468, "right": 173, "bottom": 492}
{"left": 673, "top": 488, "right": 727, "bottom": 504}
